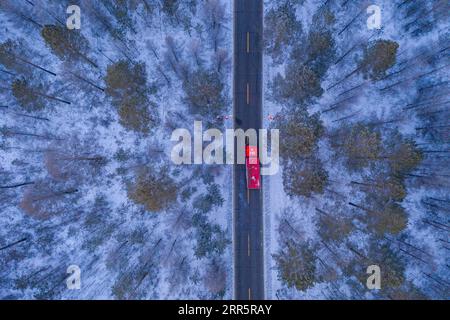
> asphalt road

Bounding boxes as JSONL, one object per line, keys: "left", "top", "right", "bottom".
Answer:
{"left": 233, "top": 0, "right": 264, "bottom": 300}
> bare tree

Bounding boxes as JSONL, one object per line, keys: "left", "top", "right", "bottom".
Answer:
{"left": 44, "top": 137, "right": 106, "bottom": 183}
{"left": 128, "top": 166, "right": 178, "bottom": 212}
{"left": 19, "top": 182, "right": 78, "bottom": 220}
{"left": 41, "top": 25, "right": 98, "bottom": 68}
{"left": 203, "top": 258, "right": 226, "bottom": 295}
{"left": 202, "top": 0, "right": 227, "bottom": 52}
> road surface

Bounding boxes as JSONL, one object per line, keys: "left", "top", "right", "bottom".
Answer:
{"left": 233, "top": 0, "right": 264, "bottom": 300}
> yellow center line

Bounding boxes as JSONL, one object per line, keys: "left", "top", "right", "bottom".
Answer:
{"left": 246, "top": 83, "right": 250, "bottom": 105}
{"left": 246, "top": 32, "right": 250, "bottom": 53}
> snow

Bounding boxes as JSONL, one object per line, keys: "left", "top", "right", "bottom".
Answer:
{"left": 0, "top": 0, "right": 233, "bottom": 300}
{"left": 263, "top": 0, "right": 449, "bottom": 299}
{"left": 0, "top": 0, "right": 447, "bottom": 300}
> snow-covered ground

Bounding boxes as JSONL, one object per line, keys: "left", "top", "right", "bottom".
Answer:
{"left": 0, "top": 0, "right": 448, "bottom": 301}
{"left": 264, "top": 0, "right": 449, "bottom": 299}
{"left": 0, "top": 0, "right": 233, "bottom": 299}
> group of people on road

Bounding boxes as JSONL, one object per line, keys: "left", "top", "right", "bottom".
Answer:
{"left": 216, "top": 114, "right": 282, "bottom": 123}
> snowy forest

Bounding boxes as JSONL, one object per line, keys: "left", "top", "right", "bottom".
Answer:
{"left": 0, "top": 0, "right": 232, "bottom": 299}
{"left": 0, "top": 0, "right": 449, "bottom": 301}
{"left": 265, "top": 0, "right": 449, "bottom": 299}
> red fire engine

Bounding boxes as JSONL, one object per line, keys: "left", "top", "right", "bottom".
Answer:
{"left": 245, "top": 138, "right": 261, "bottom": 190}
